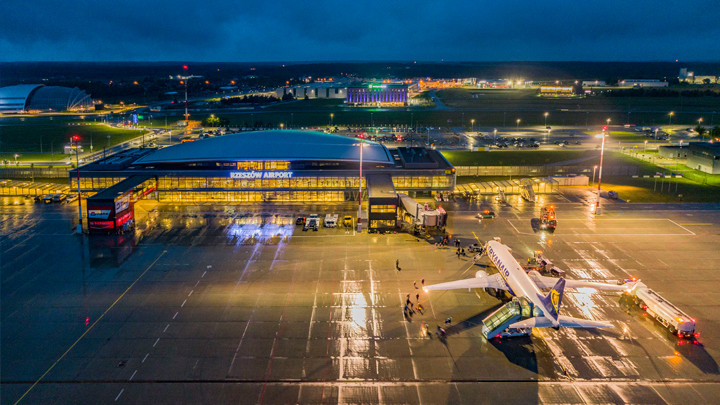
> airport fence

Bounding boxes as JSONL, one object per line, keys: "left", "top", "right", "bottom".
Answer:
{"left": 0, "top": 167, "right": 70, "bottom": 179}
{"left": 454, "top": 165, "right": 639, "bottom": 177}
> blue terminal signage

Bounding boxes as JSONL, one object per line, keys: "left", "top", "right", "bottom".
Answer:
{"left": 230, "top": 171, "right": 293, "bottom": 179}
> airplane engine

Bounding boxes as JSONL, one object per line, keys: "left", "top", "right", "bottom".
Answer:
{"left": 475, "top": 270, "right": 488, "bottom": 279}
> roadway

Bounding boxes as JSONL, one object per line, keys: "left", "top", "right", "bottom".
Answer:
{"left": 2, "top": 191, "right": 720, "bottom": 404}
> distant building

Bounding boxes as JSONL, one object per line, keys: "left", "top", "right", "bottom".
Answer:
{"left": 276, "top": 83, "right": 347, "bottom": 100}
{"left": 346, "top": 83, "right": 408, "bottom": 106}
{"left": 658, "top": 145, "right": 688, "bottom": 159}
{"left": 0, "top": 84, "right": 93, "bottom": 113}
{"left": 618, "top": 79, "right": 668, "bottom": 88}
{"left": 687, "top": 142, "right": 720, "bottom": 174}
{"left": 539, "top": 85, "right": 580, "bottom": 97}
{"left": 582, "top": 80, "right": 606, "bottom": 87}
{"left": 477, "top": 80, "right": 512, "bottom": 88}
{"left": 679, "top": 68, "right": 718, "bottom": 84}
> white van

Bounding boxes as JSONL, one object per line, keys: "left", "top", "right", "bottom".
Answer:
{"left": 324, "top": 214, "right": 338, "bottom": 227}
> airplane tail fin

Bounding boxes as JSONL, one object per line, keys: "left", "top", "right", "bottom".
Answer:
{"left": 540, "top": 278, "right": 565, "bottom": 320}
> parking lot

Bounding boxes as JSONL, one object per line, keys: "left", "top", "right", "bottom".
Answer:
{"left": 3, "top": 195, "right": 720, "bottom": 404}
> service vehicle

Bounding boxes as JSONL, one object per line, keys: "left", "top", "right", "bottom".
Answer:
{"left": 538, "top": 205, "right": 557, "bottom": 232}
{"left": 324, "top": 214, "right": 338, "bottom": 228}
{"left": 295, "top": 216, "right": 306, "bottom": 225}
{"left": 343, "top": 215, "right": 353, "bottom": 227}
{"left": 307, "top": 218, "right": 319, "bottom": 231}
{"left": 627, "top": 282, "right": 698, "bottom": 339}
{"left": 52, "top": 193, "right": 67, "bottom": 203}
{"left": 66, "top": 194, "right": 79, "bottom": 204}
{"left": 476, "top": 209, "right": 496, "bottom": 219}
{"left": 43, "top": 194, "right": 55, "bottom": 203}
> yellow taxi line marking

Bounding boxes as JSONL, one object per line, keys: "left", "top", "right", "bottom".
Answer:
{"left": 13, "top": 250, "right": 167, "bottom": 405}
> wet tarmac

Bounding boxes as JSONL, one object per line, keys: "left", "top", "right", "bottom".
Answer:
{"left": 2, "top": 194, "right": 720, "bottom": 404}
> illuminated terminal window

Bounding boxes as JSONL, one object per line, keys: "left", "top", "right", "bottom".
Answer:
{"left": 370, "top": 204, "right": 396, "bottom": 213}
{"left": 157, "top": 190, "right": 346, "bottom": 203}
{"left": 233, "top": 161, "right": 290, "bottom": 171}
{"left": 157, "top": 176, "right": 364, "bottom": 190}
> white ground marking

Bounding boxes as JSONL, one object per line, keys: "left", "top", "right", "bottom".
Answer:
{"left": 128, "top": 370, "right": 137, "bottom": 381}
{"left": 114, "top": 389, "right": 124, "bottom": 401}
{"left": 142, "top": 353, "right": 148, "bottom": 363}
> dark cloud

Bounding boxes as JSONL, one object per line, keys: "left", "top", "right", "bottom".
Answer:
{"left": 1, "top": 0, "right": 718, "bottom": 61}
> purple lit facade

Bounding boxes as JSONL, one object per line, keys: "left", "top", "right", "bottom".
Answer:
{"left": 346, "top": 84, "right": 408, "bottom": 106}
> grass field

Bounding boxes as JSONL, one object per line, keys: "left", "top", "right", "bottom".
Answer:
{"left": 0, "top": 120, "right": 148, "bottom": 161}
{"left": 440, "top": 150, "right": 659, "bottom": 169}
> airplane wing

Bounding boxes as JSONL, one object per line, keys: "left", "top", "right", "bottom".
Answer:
{"left": 527, "top": 271, "right": 634, "bottom": 292}
{"left": 423, "top": 273, "right": 506, "bottom": 292}
{"left": 508, "top": 315, "right": 614, "bottom": 329}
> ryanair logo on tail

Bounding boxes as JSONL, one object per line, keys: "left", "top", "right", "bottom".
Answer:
{"left": 550, "top": 289, "right": 560, "bottom": 313}
{"left": 540, "top": 278, "right": 565, "bottom": 320}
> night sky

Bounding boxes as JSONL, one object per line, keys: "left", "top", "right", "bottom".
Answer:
{"left": 1, "top": 0, "right": 718, "bottom": 62}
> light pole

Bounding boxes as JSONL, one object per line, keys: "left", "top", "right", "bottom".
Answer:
{"left": 544, "top": 112, "right": 548, "bottom": 127}
{"left": 470, "top": 119, "right": 475, "bottom": 132}
{"left": 14, "top": 153, "right": 19, "bottom": 165}
{"left": 371, "top": 112, "right": 374, "bottom": 128}
{"left": 354, "top": 142, "right": 368, "bottom": 232}
{"left": 280, "top": 123, "right": 284, "bottom": 130}
{"left": 644, "top": 140, "right": 648, "bottom": 151}
{"left": 516, "top": 118, "right": 521, "bottom": 130}
{"left": 592, "top": 165, "right": 598, "bottom": 185}
{"left": 330, "top": 113, "right": 334, "bottom": 127}
{"left": 182, "top": 65, "right": 189, "bottom": 124}
{"left": 698, "top": 118, "right": 704, "bottom": 140}
{"left": 668, "top": 111, "right": 674, "bottom": 126}
{"left": 72, "top": 135, "right": 82, "bottom": 233}
{"left": 594, "top": 132, "right": 607, "bottom": 215}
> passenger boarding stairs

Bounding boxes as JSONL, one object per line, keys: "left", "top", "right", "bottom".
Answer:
{"left": 519, "top": 179, "right": 535, "bottom": 202}
{"left": 481, "top": 297, "right": 535, "bottom": 339}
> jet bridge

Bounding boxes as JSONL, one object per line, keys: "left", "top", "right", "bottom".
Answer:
{"left": 481, "top": 297, "right": 535, "bottom": 339}
{"left": 397, "top": 193, "right": 447, "bottom": 228}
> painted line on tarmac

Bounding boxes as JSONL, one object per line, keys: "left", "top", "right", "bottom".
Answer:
{"left": 12, "top": 250, "right": 167, "bottom": 405}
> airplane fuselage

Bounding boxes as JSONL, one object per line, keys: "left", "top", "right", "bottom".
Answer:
{"left": 486, "top": 241, "right": 559, "bottom": 326}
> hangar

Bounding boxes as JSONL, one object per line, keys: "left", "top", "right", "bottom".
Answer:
{"left": 0, "top": 84, "right": 93, "bottom": 113}
{"left": 73, "top": 130, "right": 455, "bottom": 232}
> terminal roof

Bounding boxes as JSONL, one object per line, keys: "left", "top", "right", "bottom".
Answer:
{"left": 134, "top": 131, "right": 393, "bottom": 165}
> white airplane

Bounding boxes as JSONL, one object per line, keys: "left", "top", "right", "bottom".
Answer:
{"left": 424, "top": 240, "right": 634, "bottom": 330}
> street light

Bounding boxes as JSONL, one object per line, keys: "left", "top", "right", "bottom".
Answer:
{"left": 592, "top": 165, "right": 598, "bottom": 185}
{"left": 353, "top": 141, "right": 370, "bottom": 232}
{"left": 594, "top": 132, "right": 607, "bottom": 215}
{"left": 280, "top": 123, "right": 284, "bottom": 130}
{"left": 14, "top": 153, "right": 19, "bottom": 165}
{"left": 644, "top": 139, "right": 648, "bottom": 151}
{"left": 516, "top": 118, "right": 521, "bottom": 130}
{"left": 470, "top": 119, "right": 475, "bottom": 132}
{"left": 72, "top": 135, "right": 82, "bottom": 233}
{"left": 668, "top": 111, "right": 674, "bottom": 125}
{"left": 544, "top": 112, "right": 549, "bottom": 127}
{"left": 330, "top": 113, "right": 334, "bottom": 127}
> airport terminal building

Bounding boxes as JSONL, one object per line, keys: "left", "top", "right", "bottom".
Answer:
{"left": 73, "top": 131, "right": 455, "bottom": 232}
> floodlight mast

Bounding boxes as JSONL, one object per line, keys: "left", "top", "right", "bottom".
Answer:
{"left": 73, "top": 135, "right": 82, "bottom": 233}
